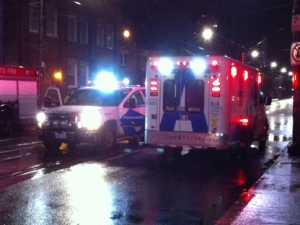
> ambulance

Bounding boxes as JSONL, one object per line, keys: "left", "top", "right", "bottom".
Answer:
{"left": 144, "top": 55, "right": 269, "bottom": 156}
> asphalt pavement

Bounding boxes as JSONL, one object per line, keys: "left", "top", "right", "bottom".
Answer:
{"left": 217, "top": 142, "right": 300, "bottom": 225}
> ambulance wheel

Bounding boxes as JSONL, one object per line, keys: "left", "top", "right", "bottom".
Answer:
{"left": 0, "top": 110, "right": 14, "bottom": 137}
{"left": 43, "top": 140, "right": 62, "bottom": 153}
{"left": 101, "top": 126, "right": 116, "bottom": 150}
{"left": 258, "top": 140, "right": 266, "bottom": 151}
{"left": 239, "top": 130, "right": 253, "bottom": 160}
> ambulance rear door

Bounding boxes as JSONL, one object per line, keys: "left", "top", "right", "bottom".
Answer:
{"left": 158, "top": 58, "right": 209, "bottom": 134}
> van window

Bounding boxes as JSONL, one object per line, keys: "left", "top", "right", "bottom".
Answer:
{"left": 185, "top": 80, "right": 204, "bottom": 113}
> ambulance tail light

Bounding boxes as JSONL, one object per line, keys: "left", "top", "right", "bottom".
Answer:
{"left": 211, "top": 77, "right": 221, "bottom": 97}
{"left": 238, "top": 117, "right": 249, "bottom": 126}
{"left": 231, "top": 65, "right": 237, "bottom": 78}
{"left": 150, "top": 79, "right": 158, "bottom": 96}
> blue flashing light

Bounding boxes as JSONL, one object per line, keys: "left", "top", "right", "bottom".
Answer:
{"left": 95, "top": 71, "right": 117, "bottom": 92}
{"left": 158, "top": 58, "right": 174, "bottom": 75}
{"left": 123, "top": 78, "right": 130, "bottom": 86}
{"left": 190, "top": 58, "right": 207, "bottom": 75}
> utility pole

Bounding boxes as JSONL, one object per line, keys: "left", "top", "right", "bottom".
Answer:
{"left": 38, "top": 0, "right": 44, "bottom": 108}
{"left": 289, "top": 0, "right": 300, "bottom": 155}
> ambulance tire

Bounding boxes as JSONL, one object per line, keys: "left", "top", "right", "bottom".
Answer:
{"left": 100, "top": 125, "right": 116, "bottom": 151}
{"left": 239, "top": 130, "right": 253, "bottom": 160}
{"left": 258, "top": 140, "right": 266, "bottom": 151}
{"left": 43, "top": 140, "right": 62, "bottom": 155}
{"left": 0, "top": 110, "right": 14, "bottom": 137}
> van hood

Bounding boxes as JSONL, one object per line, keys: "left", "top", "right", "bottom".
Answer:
{"left": 44, "top": 105, "right": 116, "bottom": 115}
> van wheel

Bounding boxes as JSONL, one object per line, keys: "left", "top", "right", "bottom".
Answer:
{"left": 43, "top": 140, "right": 62, "bottom": 153}
{"left": 0, "top": 110, "right": 14, "bottom": 136}
{"left": 101, "top": 126, "right": 116, "bottom": 150}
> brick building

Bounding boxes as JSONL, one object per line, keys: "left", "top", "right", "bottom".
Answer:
{"left": 1, "top": 0, "right": 148, "bottom": 102}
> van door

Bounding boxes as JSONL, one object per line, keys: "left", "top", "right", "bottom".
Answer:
{"left": 120, "top": 89, "right": 145, "bottom": 136}
{"left": 159, "top": 69, "right": 208, "bottom": 133}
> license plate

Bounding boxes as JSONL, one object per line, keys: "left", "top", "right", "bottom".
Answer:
{"left": 205, "top": 137, "right": 218, "bottom": 144}
{"left": 55, "top": 132, "right": 66, "bottom": 139}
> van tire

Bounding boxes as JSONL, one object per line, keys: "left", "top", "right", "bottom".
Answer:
{"left": 101, "top": 126, "right": 116, "bottom": 150}
{"left": 43, "top": 140, "right": 62, "bottom": 153}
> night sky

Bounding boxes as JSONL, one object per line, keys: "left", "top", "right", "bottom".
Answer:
{"left": 117, "top": 0, "right": 293, "bottom": 70}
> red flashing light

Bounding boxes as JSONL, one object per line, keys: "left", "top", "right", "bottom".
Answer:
{"left": 211, "top": 77, "right": 221, "bottom": 97}
{"left": 231, "top": 66, "right": 237, "bottom": 78}
{"left": 212, "top": 78, "right": 220, "bottom": 86}
{"left": 176, "top": 61, "right": 190, "bottom": 69}
{"left": 150, "top": 79, "right": 159, "bottom": 96}
{"left": 243, "top": 71, "right": 248, "bottom": 81}
{"left": 151, "top": 60, "right": 159, "bottom": 70}
{"left": 257, "top": 73, "right": 262, "bottom": 84}
{"left": 210, "top": 60, "right": 219, "bottom": 70}
{"left": 212, "top": 93, "right": 220, "bottom": 97}
{"left": 211, "top": 60, "right": 218, "bottom": 66}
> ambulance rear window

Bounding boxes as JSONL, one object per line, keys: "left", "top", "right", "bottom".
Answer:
{"left": 185, "top": 80, "right": 204, "bottom": 113}
{"left": 163, "top": 80, "right": 178, "bottom": 112}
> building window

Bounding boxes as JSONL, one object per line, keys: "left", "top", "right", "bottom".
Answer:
{"left": 79, "top": 19, "right": 88, "bottom": 44}
{"left": 121, "top": 53, "right": 128, "bottom": 66}
{"left": 96, "top": 25, "right": 104, "bottom": 47}
{"left": 68, "top": 16, "right": 77, "bottom": 41}
{"left": 46, "top": 10, "right": 57, "bottom": 37}
{"left": 78, "top": 63, "right": 88, "bottom": 87}
{"left": 29, "top": 0, "right": 39, "bottom": 32}
{"left": 67, "top": 60, "right": 77, "bottom": 88}
{"left": 106, "top": 28, "right": 113, "bottom": 49}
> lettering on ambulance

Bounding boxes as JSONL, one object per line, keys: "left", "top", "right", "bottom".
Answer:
{"left": 120, "top": 109, "right": 145, "bottom": 135}
{"left": 159, "top": 70, "right": 208, "bottom": 132}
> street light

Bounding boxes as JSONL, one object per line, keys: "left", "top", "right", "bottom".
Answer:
{"left": 271, "top": 61, "right": 277, "bottom": 68}
{"left": 123, "top": 29, "right": 130, "bottom": 39}
{"left": 202, "top": 27, "right": 213, "bottom": 41}
{"left": 251, "top": 50, "right": 259, "bottom": 58}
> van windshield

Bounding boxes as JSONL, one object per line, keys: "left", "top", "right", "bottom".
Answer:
{"left": 65, "top": 88, "right": 130, "bottom": 106}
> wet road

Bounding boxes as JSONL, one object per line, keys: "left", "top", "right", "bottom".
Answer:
{"left": 0, "top": 99, "right": 292, "bottom": 224}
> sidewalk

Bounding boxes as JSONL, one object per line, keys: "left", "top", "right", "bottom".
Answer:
{"left": 217, "top": 144, "right": 300, "bottom": 224}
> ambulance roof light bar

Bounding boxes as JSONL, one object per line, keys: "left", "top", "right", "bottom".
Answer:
{"left": 151, "top": 57, "right": 207, "bottom": 75}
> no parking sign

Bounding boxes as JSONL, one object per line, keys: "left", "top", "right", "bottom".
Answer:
{"left": 291, "top": 42, "right": 300, "bottom": 65}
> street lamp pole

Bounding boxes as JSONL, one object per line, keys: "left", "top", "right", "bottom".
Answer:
{"left": 289, "top": 0, "right": 300, "bottom": 155}
{"left": 38, "top": 0, "right": 44, "bottom": 108}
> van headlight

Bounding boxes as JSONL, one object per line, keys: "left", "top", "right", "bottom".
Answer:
{"left": 36, "top": 112, "right": 47, "bottom": 127}
{"left": 77, "top": 108, "right": 102, "bottom": 130}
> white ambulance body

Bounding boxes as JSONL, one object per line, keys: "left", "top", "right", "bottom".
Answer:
{"left": 145, "top": 55, "right": 268, "bottom": 152}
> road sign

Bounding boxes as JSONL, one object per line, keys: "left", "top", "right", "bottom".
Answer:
{"left": 291, "top": 42, "right": 300, "bottom": 65}
{"left": 292, "top": 15, "right": 300, "bottom": 32}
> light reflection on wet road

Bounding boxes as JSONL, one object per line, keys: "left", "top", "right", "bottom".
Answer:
{"left": 0, "top": 98, "right": 293, "bottom": 225}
